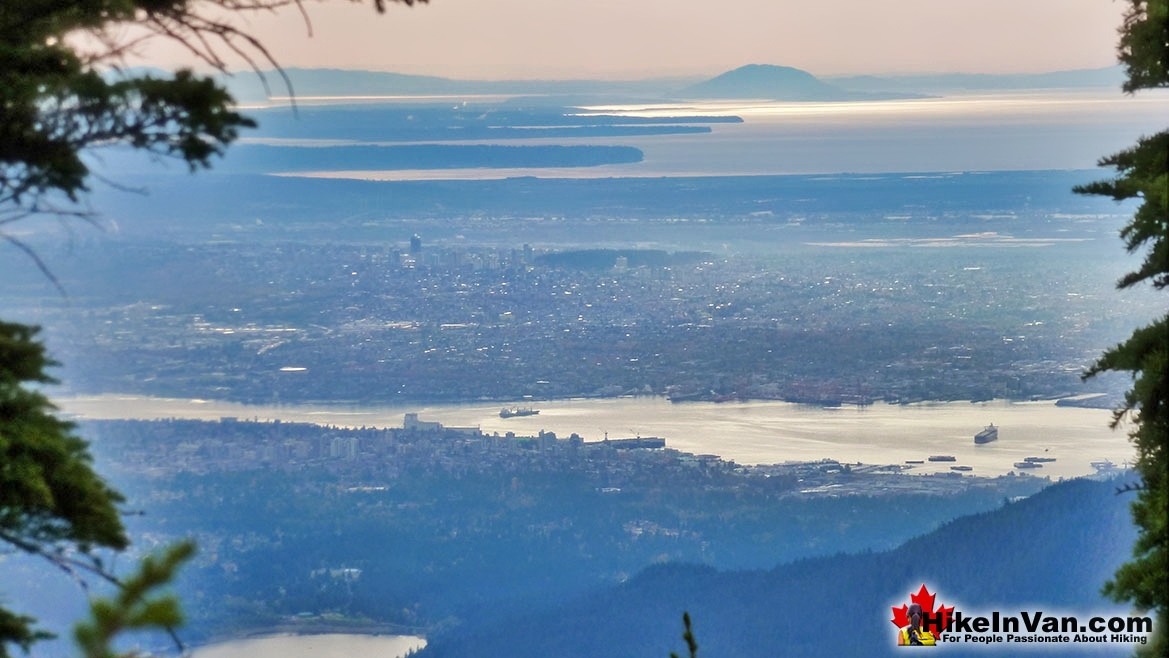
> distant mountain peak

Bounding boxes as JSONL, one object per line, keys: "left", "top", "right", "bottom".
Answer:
{"left": 680, "top": 63, "right": 858, "bottom": 101}
{"left": 724, "top": 63, "right": 818, "bottom": 78}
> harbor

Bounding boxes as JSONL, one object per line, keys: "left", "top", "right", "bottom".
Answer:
{"left": 58, "top": 395, "right": 1135, "bottom": 479}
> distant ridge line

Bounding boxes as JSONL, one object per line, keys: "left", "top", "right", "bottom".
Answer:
{"left": 210, "top": 64, "right": 1125, "bottom": 102}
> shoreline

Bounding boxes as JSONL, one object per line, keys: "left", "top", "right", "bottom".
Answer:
{"left": 207, "top": 620, "right": 427, "bottom": 642}
{"left": 190, "top": 627, "right": 426, "bottom": 658}
{"left": 63, "top": 393, "right": 1133, "bottom": 479}
{"left": 57, "top": 391, "right": 1121, "bottom": 426}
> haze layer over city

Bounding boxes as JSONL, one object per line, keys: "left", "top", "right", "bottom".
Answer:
{"left": 1, "top": 2, "right": 1164, "bottom": 657}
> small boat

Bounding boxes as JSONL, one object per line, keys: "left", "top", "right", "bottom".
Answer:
{"left": 928, "top": 455, "right": 957, "bottom": 462}
{"left": 904, "top": 459, "right": 925, "bottom": 464}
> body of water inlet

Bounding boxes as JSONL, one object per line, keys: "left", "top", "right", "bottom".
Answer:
{"left": 59, "top": 394, "right": 1134, "bottom": 479}
{"left": 190, "top": 633, "right": 424, "bottom": 658}
{"left": 281, "top": 90, "right": 1169, "bottom": 180}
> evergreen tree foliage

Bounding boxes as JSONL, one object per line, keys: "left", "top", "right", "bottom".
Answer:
{"left": 73, "top": 542, "right": 195, "bottom": 658}
{"left": 0, "top": 323, "right": 195, "bottom": 658}
{"left": 1074, "top": 1, "right": 1169, "bottom": 654}
{"left": 0, "top": 323, "right": 127, "bottom": 556}
{"left": 1, "top": 0, "right": 418, "bottom": 224}
{"left": 669, "top": 612, "right": 699, "bottom": 658}
{"left": 1, "top": 1, "right": 419, "bottom": 655}
{"left": 0, "top": 322, "right": 127, "bottom": 656}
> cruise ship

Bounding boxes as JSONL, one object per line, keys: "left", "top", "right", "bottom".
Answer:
{"left": 974, "top": 423, "right": 998, "bottom": 444}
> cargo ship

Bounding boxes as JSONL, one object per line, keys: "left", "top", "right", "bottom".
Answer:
{"left": 974, "top": 423, "right": 998, "bottom": 444}
{"left": 928, "top": 455, "right": 957, "bottom": 462}
{"left": 499, "top": 407, "right": 540, "bottom": 418}
{"left": 1014, "top": 461, "right": 1042, "bottom": 469}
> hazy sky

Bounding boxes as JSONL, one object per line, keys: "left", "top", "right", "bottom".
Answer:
{"left": 139, "top": 0, "right": 1126, "bottom": 80}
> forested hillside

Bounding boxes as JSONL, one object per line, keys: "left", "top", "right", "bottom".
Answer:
{"left": 422, "top": 477, "right": 1138, "bottom": 658}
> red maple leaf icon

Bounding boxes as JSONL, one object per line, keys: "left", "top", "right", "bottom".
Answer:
{"left": 891, "top": 584, "right": 954, "bottom": 637}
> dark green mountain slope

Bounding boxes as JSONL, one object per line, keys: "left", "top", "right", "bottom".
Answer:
{"left": 421, "top": 477, "right": 1139, "bottom": 658}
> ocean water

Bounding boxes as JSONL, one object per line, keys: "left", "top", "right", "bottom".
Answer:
{"left": 61, "top": 395, "right": 1133, "bottom": 479}
{"left": 280, "top": 90, "right": 1169, "bottom": 180}
{"left": 46, "top": 89, "right": 1160, "bottom": 481}
{"left": 191, "top": 634, "right": 424, "bottom": 658}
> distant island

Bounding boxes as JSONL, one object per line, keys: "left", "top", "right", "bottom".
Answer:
{"left": 678, "top": 63, "right": 923, "bottom": 101}
{"left": 217, "top": 64, "right": 1124, "bottom": 102}
{"left": 672, "top": 63, "right": 1122, "bottom": 100}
